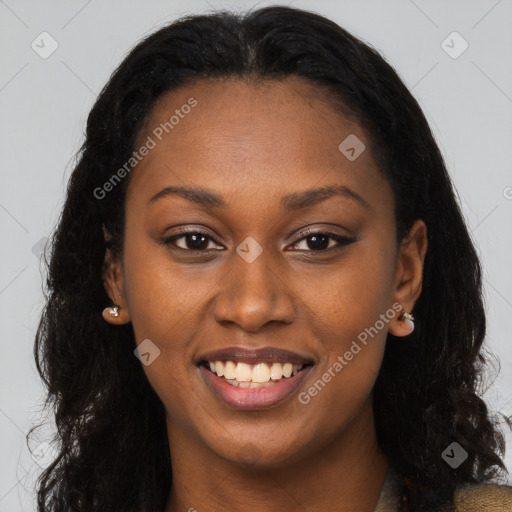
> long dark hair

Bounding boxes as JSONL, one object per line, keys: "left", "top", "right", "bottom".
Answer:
{"left": 29, "top": 5, "right": 510, "bottom": 511}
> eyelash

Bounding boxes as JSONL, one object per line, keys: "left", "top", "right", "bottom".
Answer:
{"left": 161, "top": 228, "right": 356, "bottom": 254}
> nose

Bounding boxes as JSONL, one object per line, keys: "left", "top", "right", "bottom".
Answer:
{"left": 212, "top": 247, "right": 296, "bottom": 332}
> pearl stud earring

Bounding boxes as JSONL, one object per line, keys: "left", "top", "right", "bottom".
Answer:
{"left": 398, "top": 310, "right": 415, "bottom": 333}
{"left": 109, "top": 306, "right": 120, "bottom": 317}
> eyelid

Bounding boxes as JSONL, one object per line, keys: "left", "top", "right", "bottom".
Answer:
{"left": 294, "top": 226, "right": 353, "bottom": 241}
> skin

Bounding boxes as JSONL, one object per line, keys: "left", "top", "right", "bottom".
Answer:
{"left": 102, "top": 76, "right": 427, "bottom": 512}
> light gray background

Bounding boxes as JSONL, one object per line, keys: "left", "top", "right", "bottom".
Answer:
{"left": 1, "top": 0, "right": 511, "bottom": 510}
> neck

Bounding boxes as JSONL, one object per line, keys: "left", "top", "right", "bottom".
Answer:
{"left": 164, "top": 398, "right": 388, "bottom": 512}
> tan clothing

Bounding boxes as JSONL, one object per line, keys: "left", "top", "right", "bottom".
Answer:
{"left": 374, "top": 465, "right": 512, "bottom": 511}
{"left": 454, "top": 482, "right": 512, "bottom": 511}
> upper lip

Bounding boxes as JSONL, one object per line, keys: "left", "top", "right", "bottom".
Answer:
{"left": 197, "top": 345, "right": 315, "bottom": 366}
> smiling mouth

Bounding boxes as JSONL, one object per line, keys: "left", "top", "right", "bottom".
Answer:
{"left": 199, "top": 360, "right": 314, "bottom": 388}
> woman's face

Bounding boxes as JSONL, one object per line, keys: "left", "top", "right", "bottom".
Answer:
{"left": 103, "top": 77, "right": 426, "bottom": 467}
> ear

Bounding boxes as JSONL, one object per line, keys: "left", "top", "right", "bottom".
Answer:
{"left": 101, "top": 226, "right": 130, "bottom": 325}
{"left": 388, "top": 219, "right": 428, "bottom": 337}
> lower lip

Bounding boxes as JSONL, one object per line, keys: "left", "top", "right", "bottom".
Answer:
{"left": 198, "top": 364, "right": 313, "bottom": 410}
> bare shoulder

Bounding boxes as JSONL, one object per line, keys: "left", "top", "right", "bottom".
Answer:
{"left": 454, "top": 481, "right": 512, "bottom": 512}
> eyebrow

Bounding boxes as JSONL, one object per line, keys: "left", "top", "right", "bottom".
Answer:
{"left": 147, "top": 184, "right": 370, "bottom": 211}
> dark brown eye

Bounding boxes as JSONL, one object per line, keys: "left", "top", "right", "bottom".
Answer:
{"left": 305, "top": 233, "right": 330, "bottom": 250}
{"left": 289, "top": 232, "right": 355, "bottom": 252}
{"left": 163, "top": 231, "right": 223, "bottom": 252}
{"left": 181, "top": 233, "right": 209, "bottom": 250}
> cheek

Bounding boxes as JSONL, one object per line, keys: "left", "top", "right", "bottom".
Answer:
{"left": 122, "top": 233, "right": 199, "bottom": 339}
{"left": 310, "top": 241, "right": 395, "bottom": 333}
{"left": 301, "top": 288, "right": 389, "bottom": 426}
{"left": 121, "top": 239, "right": 203, "bottom": 423}
{"left": 120, "top": 236, "right": 199, "bottom": 392}
{"left": 304, "top": 242, "right": 395, "bottom": 393}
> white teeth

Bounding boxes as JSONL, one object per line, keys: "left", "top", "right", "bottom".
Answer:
{"left": 234, "top": 362, "right": 252, "bottom": 382}
{"left": 215, "top": 361, "right": 224, "bottom": 377}
{"left": 223, "top": 361, "right": 236, "bottom": 380}
{"left": 225, "top": 379, "right": 276, "bottom": 388}
{"left": 270, "top": 362, "right": 283, "bottom": 380}
{"left": 206, "top": 360, "right": 305, "bottom": 384}
{"left": 282, "top": 363, "right": 293, "bottom": 378}
{"left": 252, "top": 362, "right": 271, "bottom": 383}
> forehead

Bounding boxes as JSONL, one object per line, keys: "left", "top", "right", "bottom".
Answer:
{"left": 126, "top": 77, "right": 390, "bottom": 214}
